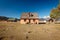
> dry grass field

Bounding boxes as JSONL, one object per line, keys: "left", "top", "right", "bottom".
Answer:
{"left": 0, "top": 22, "right": 60, "bottom": 40}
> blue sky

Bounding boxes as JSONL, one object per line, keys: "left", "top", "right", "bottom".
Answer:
{"left": 0, "top": 0, "right": 59, "bottom": 18}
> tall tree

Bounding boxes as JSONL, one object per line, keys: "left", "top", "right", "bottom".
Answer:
{"left": 50, "top": 8, "right": 60, "bottom": 19}
{"left": 50, "top": 0, "right": 60, "bottom": 19}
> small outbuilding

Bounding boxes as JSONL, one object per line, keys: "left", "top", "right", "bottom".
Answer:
{"left": 7, "top": 18, "right": 17, "bottom": 22}
{"left": 55, "top": 18, "right": 60, "bottom": 24}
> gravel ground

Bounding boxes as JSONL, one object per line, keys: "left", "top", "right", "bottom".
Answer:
{"left": 0, "top": 22, "right": 60, "bottom": 40}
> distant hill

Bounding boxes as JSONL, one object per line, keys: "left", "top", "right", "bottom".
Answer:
{"left": 0, "top": 16, "right": 20, "bottom": 22}
{"left": 0, "top": 16, "right": 8, "bottom": 21}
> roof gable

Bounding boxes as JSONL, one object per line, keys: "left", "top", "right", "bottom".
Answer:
{"left": 20, "top": 12, "right": 39, "bottom": 19}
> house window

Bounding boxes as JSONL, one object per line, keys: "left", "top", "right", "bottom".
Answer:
{"left": 31, "top": 14, "right": 33, "bottom": 17}
{"left": 29, "top": 13, "right": 33, "bottom": 17}
{"left": 33, "top": 19, "right": 35, "bottom": 22}
{"left": 24, "top": 19, "right": 26, "bottom": 22}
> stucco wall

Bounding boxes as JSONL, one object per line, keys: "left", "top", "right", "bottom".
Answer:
{"left": 20, "top": 19, "right": 39, "bottom": 24}
{"left": 30, "top": 19, "right": 34, "bottom": 24}
{"left": 35, "top": 20, "right": 39, "bottom": 24}
{"left": 26, "top": 19, "right": 29, "bottom": 23}
{"left": 20, "top": 19, "right": 25, "bottom": 24}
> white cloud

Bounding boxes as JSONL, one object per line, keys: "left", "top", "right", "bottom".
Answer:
{"left": 43, "top": 16, "right": 50, "bottom": 18}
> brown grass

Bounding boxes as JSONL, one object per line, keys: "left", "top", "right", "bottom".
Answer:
{"left": 0, "top": 22, "right": 60, "bottom": 40}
